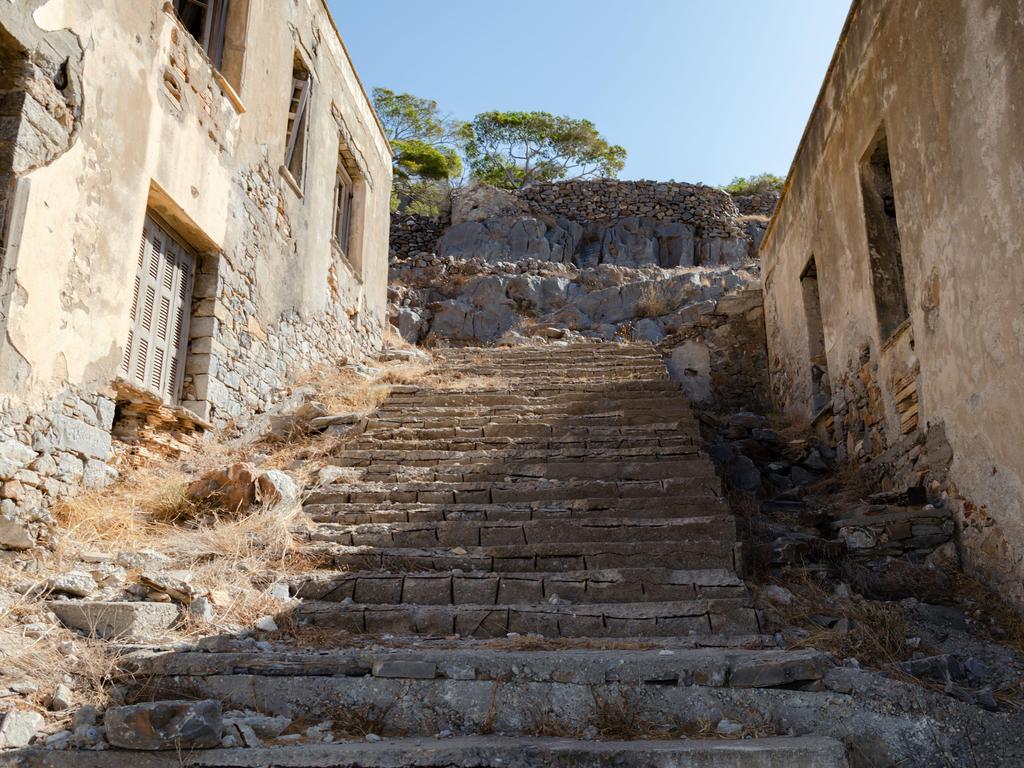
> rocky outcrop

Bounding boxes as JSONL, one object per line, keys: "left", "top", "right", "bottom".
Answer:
{"left": 390, "top": 254, "right": 760, "bottom": 346}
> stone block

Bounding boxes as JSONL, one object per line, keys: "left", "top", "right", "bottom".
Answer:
{"left": 104, "top": 700, "right": 222, "bottom": 750}
{"left": 0, "top": 710, "right": 44, "bottom": 748}
{"left": 372, "top": 659, "right": 437, "bottom": 679}
{"left": 0, "top": 516, "right": 34, "bottom": 550}
{"left": 50, "top": 601, "right": 180, "bottom": 642}
{"left": 51, "top": 415, "right": 112, "bottom": 460}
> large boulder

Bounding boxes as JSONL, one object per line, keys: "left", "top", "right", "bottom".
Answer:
{"left": 698, "top": 236, "right": 750, "bottom": 267}
{"left": 655, "top": 221, "right": 697, "bottom": 267}
{"left": 450, "top": 183, "right": 526, "bottom": 225}
{"left": 186, "top": 463, "right": 298, "bottom": 515}
{"left": 600, "top": 216, "right": 659, "bottom": 267}
{"left": 391, "top": 306, "right": 428, "bottom": 344}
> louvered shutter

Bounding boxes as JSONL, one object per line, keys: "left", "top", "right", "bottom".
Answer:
{"left": 120, "top": 217, "right": 195, "bottom": 404}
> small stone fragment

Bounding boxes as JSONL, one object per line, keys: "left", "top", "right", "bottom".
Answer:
{"left": 0, "top": 517, "right": 35, "bottom": 550}
{"left": 255, "top": 616, "right": 278, "bottom": 632}
{"left": 49, "top": 683, "right": 74, "bottom": 711}
{"left": 47, "top": 571, "right": 97, "bottom": 598}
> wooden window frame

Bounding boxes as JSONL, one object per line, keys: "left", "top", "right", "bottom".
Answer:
{"left": 172, "top": 0, "right": 230, "bottom": 70}
{"left": 333, "top": 160, "right": 354, "bottom": 257}
{"left": 284, "top": 64, "right": 311, "bottom": 189}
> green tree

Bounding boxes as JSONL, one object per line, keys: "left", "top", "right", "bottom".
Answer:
{"left": 461, "top": 111, "right": 626, "bottom": 191}
{"left": 722, "top": 173, "right": 785, "bottom": 196}
{"left": 372, "top": 88, "right": 464, "bottom": 214}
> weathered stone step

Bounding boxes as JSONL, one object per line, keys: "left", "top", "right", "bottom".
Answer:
{"left": 288, "top": 567, "right": 745, "bottom": 605}
{"left": 307, "top": 516, "right": 734, "bottom": 548}
{"left": 360, "top": 423, "right": 696, "bottom": 442}
{"left": 310, "top": 477, "right": 721, "bottom": 505}
{"left": 378, "top": 396, "right": 691, "bottom": 413}
{"left": 364, "top": 411, "right": 699, "bottom": 429}
{"left": 126, "top": 646, "right": 829, "bottom": 689}
{"left": 291, "top": 597, "right": 760, "bottom": 637}
{"left": 349, "top": 459, "right": 717, "bottom": 484}
{"left": 344, "top": 434, "right": 701, "bottom": 453}
{"left": 329, "top": 443, "right": 703, "bottom": 467}
{"left": 385, "top": 382, "right": 685, "bottom": 403}
{"left": 346, "top": 466, "right": 716, "bottom": 485}
{"left": 9, "top": 736, "right": 850, "bottom": 768}
{"left": 304, "top": 498, "right": 729, "bottom": 524}
{"left": 308, "top": 539, "right": 737, "bottom": 573}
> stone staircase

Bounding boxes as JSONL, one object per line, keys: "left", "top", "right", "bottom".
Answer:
{"left": 13, "top": 344, "right": 853, "bottom": 767}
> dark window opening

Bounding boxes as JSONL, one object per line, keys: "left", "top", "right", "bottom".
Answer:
{"left": 801, "top": 256, "right": 832, "bottom": 416}
{"left": 284, "top": 60, "right": 311, "bottom": 187}
{"left": 860, "top": 128, "right": 909, "bottom": 341}
{"left": 172, "top": 0, "right": 230, "bottom": 70}
{"left": 333, "top": 160, "right": 354, "bottom": 257}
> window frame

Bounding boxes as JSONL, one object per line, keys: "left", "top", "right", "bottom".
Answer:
{"left": 172, "top": 0, "right": 230, "bottom": 70}
{"left": 333, "top": 160, "right": 354, "bottom": 256}
{"left": 283, "top": 65, "right": 312, "bottom": 189}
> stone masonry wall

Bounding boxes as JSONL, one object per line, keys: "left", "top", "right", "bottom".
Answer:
{"left": 661, "top": 288, "right": 770, "bottom": 414}
{"left": 390, "top": 214, "right": 448, "bottom": 260}
{"left": 0, "top": 2, "right": 392, "bottom": 526}
{"left": 731, "top": 192, "right": 780, "bottom": 218}
{"left": 389, "top": 181, "right": 771, "bottom": 260}
{"left": 519, "top": 180, "right": 745, "bottom": 238}
{"left": 181, "top": 159, "right": 384, "bottom": 426}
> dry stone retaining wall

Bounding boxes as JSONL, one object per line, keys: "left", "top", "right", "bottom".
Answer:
{"left": 519, "top": 180, "right": 745, "bottom": 238}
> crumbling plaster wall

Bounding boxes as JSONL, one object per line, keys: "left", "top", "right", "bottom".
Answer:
{"left": 0, "top": 0, "right": 391, "bottom": 513}
{"left": 762, "top": 0, "right": 1024, "bottom": 602}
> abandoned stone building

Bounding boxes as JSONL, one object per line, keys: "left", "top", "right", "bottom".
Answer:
{"left": 761, "top": 0, "right": 1024, "bottom": 605}
{"left": 0, "top": 1, "right": 392, "bottom": 510}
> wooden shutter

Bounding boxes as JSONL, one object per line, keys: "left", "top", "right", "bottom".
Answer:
{"left": 120, "top": 217, "right": 195, "bottom": 404}
{"left": 285, "top": 73, "right": 310, "bottom": 179}
{"left": 206, "top": 0, "right": 230, "bottom": 70}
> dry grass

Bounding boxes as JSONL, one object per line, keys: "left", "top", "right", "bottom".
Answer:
{"left": 526, "top": 711, "right": 582, "bottom": 738}
{"left": 635, "top": 284, "right": 676, "bottom": 319}
{"left": 0, "top": 591, "right": 133, "bottom": 712}
{"left": 951, "top": 571, "right": 1024, "bottom": 652}
{"left": 775, "top": 575, "right": 916, "bottom": 665}
{"left": 588, "top": 691, "right": 776, "bottom": 741}
{"left": 591, "top": 690, "right": 654, "bottom": 739}
{"left": 326, "top": 702, "right": 394, "bottom": 738}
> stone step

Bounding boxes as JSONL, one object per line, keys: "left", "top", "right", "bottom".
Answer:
{"left": 126, "top": 646, "right": 829, "bottom": 689}
{"left": 385, "top": 382, "right": 685, "bottom": 403}
{"left": 287, "top": 567, "right": 746, "bottom": 605}
{"left": 9, "top": 736, "right": 850, "bottom": 767}
{"left": 359, "top": 423, "right": 696, "bottom": 442}
{"left": 309, "top": 477, "right": 721, "bottom": 505}
{"left": 307, "top": 539, "right": 737, "bottom": 573}
{"left": 290, "top": 597, "right": 760, "bottom": 637}
{"left": 328, "top": 443, "right": 704, "bottom": 466}
{"left": 364, "top": 409, "right": 700, "bottom": 428}
{"left": 348, "top": 459, "right": 718, "bottom": 484}
{"left": 307, "top": 516, "right": 735, "bottom": 548}
{"left": 344, "top": 435, "right": 702, "bottom": 453}
{"left": 372, "top": 395, "right": 696, "bottom": 413}
{"left": 304, "top": 498, "right": 730, "bottom": 525}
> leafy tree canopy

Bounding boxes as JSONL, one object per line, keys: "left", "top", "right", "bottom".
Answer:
{"left": 460, "top": 111, "right": 626, "bottom": 191}
{"left": 723, "top": 173, "right": 785, "bottom": 196}
{"left": 373, "top": 88, "right": 464, "bottom": 214}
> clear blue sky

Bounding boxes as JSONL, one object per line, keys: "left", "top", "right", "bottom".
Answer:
{"left": 329, "top": 1, "right": 850, "bottom": 186}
